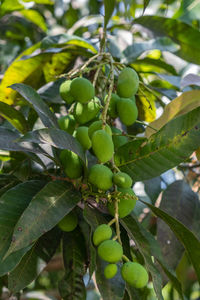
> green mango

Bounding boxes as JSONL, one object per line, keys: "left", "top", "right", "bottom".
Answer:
{"left": 88, "top": 164, "right": 113, "bottom": 190}
{"left": 98, "top": 240, "right": 123, "bottom": 263}
{"left": 92, "top": 130, "right": 114, "bottom": 163}
{"left": 75, "top": 126, "right": 91, "bottom": 150}
{"left": 107, "top": 187, "right": 137, "bottom": 218}
{"left": 93, "top": 224, "right": 112, "bottom": 246}
{"left": 60, "top": 150, "right": 83, "bottom": 179}
{"left": 70, "top": 77, "right": 95, "bottom": 103}
{"left": 117, "top": 67, "right": 139, "bottom": 98}
{"left": 58, "top": 211, "right": 78, "bottom": 232}
{"left": 104, "top": 93, "right": 119, "bottom": 118}
{"left": 113, "top": 172, "right": 132, "bottom": 188}
{"left": 104, "top": 264, "right": 118, "bottom": 279}
{"left": 117, "top": 98, "right": 138, "bottom": 126}
{"left": 59, "top": 80, "right": 74, "bottom": 105}
{"left": 74, "top": 97, "right": 101, "bottom": 124}
{"left": 121, "top": 262, "right": 149, "bottom": 288}
{"left": 58, "top": 114, "right": 76, "bottom": 135}
{"left": 88, "top": 120, "right": 112, "bottom": 139}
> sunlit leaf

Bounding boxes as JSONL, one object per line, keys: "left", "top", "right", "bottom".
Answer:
{"left": 146, "top": 90, "right": 200, "bottom": 137}
{"left": 20, "top": 9, "right": 47, "bottom": 32}
{"left": 134, "top": 16, "right": 200, "bottom": 65}
{"left": 0, "top": 102, "right": 28, "bottom": 133}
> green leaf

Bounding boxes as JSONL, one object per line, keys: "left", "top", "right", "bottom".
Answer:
{"left": 58, "top": 229, "right": 87, "bottom": 300}
{"left": 104, "top": 0, "right": 116, "bottom": 28}
{"left": 0, "top": 102, "right": 28, "bottom": 133}
{"left": 157, "top": 180, "right": 200, "bottom": 270}
{"left": 20, "top": 9, "right": 47, "bottom": 32}
{"left": 146, "top": 90, "right": 200, "bottom": 138}
{"left": 142, "top": 200, "right": 200, "bottom": 284}
{"left": 40, "top": 34, "right": 97, "bottom": 54}
{"left": 173, "top": 0, "right": 200, "bottom": 24}
{"left": 17, "top": 128, "right": 86, "bottom": 163}
{"left": 123, "top": 37, "right": 179, "bottom": 64}
{"left": 8, "top": 227, "right": 61, "bottom": 293}
{"left": 6, "top": 181, "right": 81, "bottom": 256}
{"left": 0, "top": 0, "right": 24, "bottom": 16}
{"left": 0, "top": 128, "right": 47, "bottom": 155}
{"left": 121, "top": 215, "right": 164, "bottom": 300}
{"left": 115, "top": 106, "right": 200, "bottom": 181}
{"left": 144, "top": 177, "right": 162, "bottom": 204}
{"left": 23, "top": 0, "right": 54, "bottom": 4}
{"left": 134, "top": 16, "right": 200, "bottom": 65}
{"left": 0, "top": 181, "right": 46, "bottom": 262}
{"left": 0, "top": 246, "right": 32, "bottom": 277}
{"left": 9, "top": 83, "right": 58, "bottom": 128}
{"left": 132, "top": 57, "right": 178, "bottom": 75}
{"left": 143, "top": 0, "right": 151, "bottom": 14}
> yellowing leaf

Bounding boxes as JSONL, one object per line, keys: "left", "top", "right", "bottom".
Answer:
{"left": 0, "top": 43, "right": 48, "bottom": 105}
{"left": 136, "top": 87, "right": 156, "bottom": 122}
{"left": 43, "top": 52, "right": 73, "bottom": 82}
{"left": 146, "top": 90, "right": 200, "bottom": 138}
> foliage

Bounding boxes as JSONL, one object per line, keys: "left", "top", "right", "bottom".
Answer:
{"left": 0, "top": 0, "right": 200, "bottom": 300}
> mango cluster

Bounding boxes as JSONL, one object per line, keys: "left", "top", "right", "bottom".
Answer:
{"left": 92, "top": 223, "right": 149, "bottom": 288}
{"left": 57, "top": 69, "right": 148, "bottom": 288}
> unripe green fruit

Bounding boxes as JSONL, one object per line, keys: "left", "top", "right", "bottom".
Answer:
{"left": 121, "top": 262, "right": 149, "bottom": 288}
{"left": 104, "top": 93, "right": 119, "bottom": 118}
{"left": 113, "top": 172, "right": 132, "bottom": 188}
{"left": 74, "top": 97, "right": 101, "bottom": 124}
{"left": 117, "top": 98, "right": 138, "bottom": 126}
{"left": 75, "top": 126, "right": 91, "bottom": 150}
{"left": 58, "top": 115, "right": 76, "bottom": 135}
{"left": 117, "top": 67, "right": 139, "bottom": 97}
{"left": 88, "top": 164, "right": 113, "bottom": 190}
{"left": 104, "top": 264, "right": 118, "bottom": 279}
{"left": 93, "top": 224, "right": 112, "bottom": 246}
{"left": 98, "top": 240, "right": 123, "bottom": 263}
{"left": 60, "top": 150, "right": 83, "bottom": 179}
{"left": 111, "top": 127, "right": 128, "bottom": 150}
{"left": 88, "top": 120, "right": 112, "bottom": 139}
{"left": 92, "top": 130, "right": 114, "bottom": 163}
{"left": 59, "top": 80, "right": 74, "bottom": 105}
{"left": 58, "top": 211, "right": 78, "bottom": 232}
{"left": 108, "top": 187, "right": 137, "bottom": 218}
{"left": 70, "top": 77, "right": 95, "bottom": 103}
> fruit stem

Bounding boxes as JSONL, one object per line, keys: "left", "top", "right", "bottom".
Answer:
{"left": 111, "top": 158, "right": 121, "bottom": 172}
{"left": 101, "top": 56, "right": 114, "bottom": 129}
{"left": 114, "top": 197, "right": 122, "bottom": 245}
{"left": 108, "top": 218, "right": 116, "bottom": 226}
{"left": 135, "top": 120, "right": 157, "bottom": 132}
{"left": 122, "top": 255, "right": 130, "bottom": 262}
{"left": 112, "top": 235, "right": 118, "bottom": 241}
{"left": 112, "top": 133, "right": 147, "bottom": 140}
